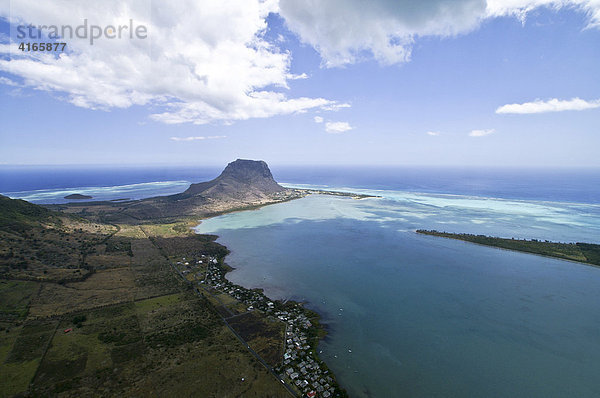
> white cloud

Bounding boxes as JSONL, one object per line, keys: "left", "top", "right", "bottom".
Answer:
{"left": 170, "top": 135, "right": 226, "bottom": 142}
{"left": 0, "top": 76, "right": 19, "bottom": 86}
{"left": 469, "top": 128, "right": 495, "bottom": 137}
{"left": 314, "top": 116, "right": 324, "bottom": 123}
{"left": 288, "top": 72, "right": 308, "bottom": 80}
{"left": 426, "top": 131, "right": 441, "bottom": 136}
{"left": 279, "top": 0, "right": 600, "bottom": 67}
{"left": 321, "top": 103, "right": 351, "bottom": 111}
{"left": 486, "top": 1, "right": 600, "bottom": 28}
{"left": 325, "top": 121, "right": 353, "bottom": 133}
{"left": 496, "top": 97, "right": 600, "bottom": 114}
{"left": 0, "top": 0, "right": 340, "bottom": 124}
{"left": 2, "top": 0, "right": 598, "bottom": 125}
{"left": 279, "top": 0, "right": 486, "bottom": 67}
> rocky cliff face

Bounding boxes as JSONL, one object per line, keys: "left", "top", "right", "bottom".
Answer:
{"left": 180, "top": 159, "right": 285, "bottom": 200}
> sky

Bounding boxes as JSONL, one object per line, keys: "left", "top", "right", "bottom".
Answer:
{"left": 0, "top": 0, "right": 599, "bottom": 167}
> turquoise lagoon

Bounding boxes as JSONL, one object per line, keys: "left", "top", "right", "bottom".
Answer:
{"left": 196, "top": 189, "right": 600, "bottom": 397}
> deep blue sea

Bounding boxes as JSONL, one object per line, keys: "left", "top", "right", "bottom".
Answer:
{"left": 2, "top": 165, "right": 600, "bottom": 204}
{"left": 2, "top": 165, "right": 600, "bottom": 397}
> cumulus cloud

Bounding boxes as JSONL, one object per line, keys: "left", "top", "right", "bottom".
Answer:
{"left": 325, "top": 121, "right": 353, "bottom": 133}
{"left": 279, "top": 0, "right": 600, "bottom": 67}
{"left": 2, "top": 0, "right": 598, "bottom": 125}
{"left": 279, "top": 0, "right": 486, "bottom": 67}
{"left": 496, "top": 97, "right": 600, "bottom": 114}
{"left": 469, "top": 128, "right": 495, "bottom": 137}
{"left": 314, "top": 116, "right": 324, "bottom": 123}
{"left": 426, "top": 131, "right": 441, "bottom": 136}
{"left": 0, "top": 0, "right": 339, "bottom": 124}
{"left": 170, "top": 135, "right": 226, "bottom": 142}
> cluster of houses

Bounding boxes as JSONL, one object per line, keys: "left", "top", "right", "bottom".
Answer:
{"left": 278, "top": 321, "right": 337, "bottom": 398}
{"left": 173, "top": 254, "right": 344, "bottom": 398}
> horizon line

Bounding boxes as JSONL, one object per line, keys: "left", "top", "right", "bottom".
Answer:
{"left": 1, "top": 163, "right": 600, "bottom": 170}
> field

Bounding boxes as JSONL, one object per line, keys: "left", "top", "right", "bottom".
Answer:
{"left": 22, "top": 291, "right": 289, "bottom": 397}
{"left": 28, "top": 268, "right": 137, "bottom": 318}
{"left": 0, "top": 196, "right": 292, "bottom": 397}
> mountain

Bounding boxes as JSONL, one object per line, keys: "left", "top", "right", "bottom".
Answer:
{"left": 23, "top": 159, "right": 368, "bottom": 225}
{"left": 177, "top": 159, "right": 285, "bottom": 201}
{"left": 81, "top": 159, "right": 304, "bottom": 222}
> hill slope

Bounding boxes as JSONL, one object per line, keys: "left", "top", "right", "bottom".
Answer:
{"left": 0, "top": 194, "right": 57, "bottom": 233}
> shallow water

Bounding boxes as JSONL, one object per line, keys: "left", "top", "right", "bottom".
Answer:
{"left": 196, "top": 193, "right": 600, "bottom": 397}
{"left": 2, "top": 180, "right": 191, "bottom": 204}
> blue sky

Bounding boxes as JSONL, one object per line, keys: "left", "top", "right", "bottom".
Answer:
{"left": 0, "top": 1, "right": 599, "bottom": 167}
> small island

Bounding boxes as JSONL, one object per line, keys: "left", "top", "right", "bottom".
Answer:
{"left": 417, "top": 230, "right": 600, "bottom": 266}
{"left": 64, "top": 193, "right": 93, "bottom": 200}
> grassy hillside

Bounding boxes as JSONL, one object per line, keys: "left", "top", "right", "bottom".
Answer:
{"left": 0, "top": 195, "right": 57, "bottom": 233}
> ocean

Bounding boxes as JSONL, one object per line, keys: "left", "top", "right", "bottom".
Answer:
{"left": 2, "top": 165, "right": 600, "bottom": 397}
{"left": 2, "top": 165, "right": 600, "bottom": 204}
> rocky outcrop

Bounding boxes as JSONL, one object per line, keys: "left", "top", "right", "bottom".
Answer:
{"left": 176, "top": 159, "right": 285, "bottom": 202}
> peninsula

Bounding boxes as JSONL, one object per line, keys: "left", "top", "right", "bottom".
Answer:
{"left": 0, "top": 160, "right": 350, "bottom": 397}
{"left": 48, "top": 159, "right": 373, "bottom": 224}
{"left": 417, "top": 230, "right": 600, "bottom": 266}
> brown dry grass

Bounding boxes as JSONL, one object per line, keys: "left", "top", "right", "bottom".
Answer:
{"left": 28, "top": 268, "right": 136, "bottom": 317}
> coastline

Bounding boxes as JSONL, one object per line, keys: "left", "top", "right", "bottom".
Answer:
{"left": 5, "top": 173, "right": 600, "bottom": 396}
{"left": 183, "top": 191, "right": 383, "bottom": 396}
{"left": 177, "top": 224, "right": 349, "bottom": 397}
{"left": 212, "top": 236, "right": 348, "bottom": 397}
{"left": 416, "top": 230, "right": 600, "bottom": 268}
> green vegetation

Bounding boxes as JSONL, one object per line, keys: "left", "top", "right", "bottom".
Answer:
{"left": 133, "top": 292, "right": 182, "bottom": 313}
{"left": 172, "top": 222, "right": 191, "bottom": 234}
{"left": 5, "top": 319, "right": 57, "bottom": 363}
{"left": 104, "top": 237, "right": 133, "bottom": 256}
{"left": 64, "top": 194, "right": 93, "bottom": 200}
{"left": 417, "top": 230, "right": 600, "bottom": 266}
{"left": 0, "top": 280, "right": 38, "bottom": 320}
{"left": 72, "top": 315, "right": 87, "bottom": 328}
{"left": 0, "top": 198, "right": 117, "bottom": 282}
{"left": 228, "top": 312, "right": 285, "bottom": 366}
{"left": 0, "top": 319, "right": 57, "bottom": 397}
{"left": 149, "top": 234, "right": 230, "bottom": 263}
{"left": 0, "top": 358, "right": 40, "bottom": 398}
{"left": 0, "top": 195, "right": 57, "bottom": 233}
{"left": 0, "top": 195, "right": 292, "bottom": 397}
